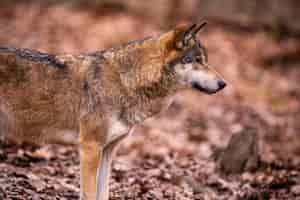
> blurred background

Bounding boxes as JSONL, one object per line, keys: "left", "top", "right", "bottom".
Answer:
{"left": 0, "top": 1, "right": 300, "bottom": 199}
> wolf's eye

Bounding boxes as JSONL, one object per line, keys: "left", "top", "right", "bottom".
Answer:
{"left": 182, "top": 55, "right": 193, "bottom": 64}
{"left": 195, "top": 56, "right": 202, "bottom": 63}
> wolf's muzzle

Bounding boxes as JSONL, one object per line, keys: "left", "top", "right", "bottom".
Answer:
{"left": 191, "top": 80, "right": 226, "bottom": 94}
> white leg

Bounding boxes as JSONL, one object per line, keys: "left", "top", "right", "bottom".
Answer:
{"left": 96, "top": 131, "right": 128, "bottom": 200}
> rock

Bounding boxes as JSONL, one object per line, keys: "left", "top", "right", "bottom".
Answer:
{"left": 214, "top": 127, "right": 260, "bottom": 174}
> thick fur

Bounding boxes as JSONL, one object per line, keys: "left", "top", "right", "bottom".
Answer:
{"left": 0, "top": 23, "right": 225, "bottom": 200}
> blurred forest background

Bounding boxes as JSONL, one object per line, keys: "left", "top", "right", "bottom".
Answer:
{"left": 0, "top": 0, "right": 300, "bottom": 199}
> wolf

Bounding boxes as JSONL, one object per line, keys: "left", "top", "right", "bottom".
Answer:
{"left": 0, "top": 22, "right": 226, "bottom": 200}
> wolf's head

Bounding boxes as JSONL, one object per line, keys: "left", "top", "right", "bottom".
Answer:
{"left": 160, "top": 22, "right": 226, "bottom": 94}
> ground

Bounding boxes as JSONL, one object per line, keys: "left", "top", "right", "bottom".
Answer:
{"left": 0, "top": 2, "right": 300, "bottom": 200}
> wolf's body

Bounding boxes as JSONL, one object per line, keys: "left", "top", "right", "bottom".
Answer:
{"left": 0, "top": 23, "right": 226, "bottom": 200}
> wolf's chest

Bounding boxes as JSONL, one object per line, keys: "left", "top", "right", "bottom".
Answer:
{"left": 121, "top": 98, "right": 165, "bottom": 125}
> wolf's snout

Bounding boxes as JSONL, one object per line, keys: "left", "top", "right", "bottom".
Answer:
{"left": 217, "top": 80, "right": 226, "bottom": 90}
{"left": 190, "top": 78, "right": 227, "bottom": 94}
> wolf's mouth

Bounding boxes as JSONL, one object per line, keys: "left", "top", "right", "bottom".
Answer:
{"left": 191, "top": 82, "right": 219, "bottom": 94}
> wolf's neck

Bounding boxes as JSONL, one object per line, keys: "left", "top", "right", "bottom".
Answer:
{"left": 132, "top": 65, "right": 178, "bottom": 100}
{"left": 103, "top": 37, "right": 177, "bottom": 98}
{"left": 99, "top": 38, "right": 181, "bottom": 121}
{"left": 123, "top": 65, "right": 180, "bottom": 123}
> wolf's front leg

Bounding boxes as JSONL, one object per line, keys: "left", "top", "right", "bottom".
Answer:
{"left": 79, "top": 114, "right": 106, "bottom": 200}
{"left": 96, "top": 130, "right": 129, "bottom": 200}
{"left": 79, "top": 139, "right": 102, "bottom": 200}
{"left": 95, "top": 116, "right": 131, "bottom": 200}
{"left": 79, "top": 112, "right": 130, "bottom": 200}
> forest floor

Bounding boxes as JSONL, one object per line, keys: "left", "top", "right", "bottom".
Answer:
{"left": 0, "top": 1, "right": 300, "bottom": 199}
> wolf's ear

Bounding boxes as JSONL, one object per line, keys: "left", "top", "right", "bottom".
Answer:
{"left": 178, "top": 22, "right": 207, "bottom": 49}
{"left": 160, "top": 22, "right": 207, "bottom": 51}
{"left": 176, "top": 23, "right": 197, "bottom": 49}
{"left": 193, "top": 21, "right": 207, "bottom": 35}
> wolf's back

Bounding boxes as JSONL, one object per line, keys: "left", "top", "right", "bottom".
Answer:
{"left": 0, "top": 46, "right": 66, "bottom": 87}
{"left": 0, "top": 46, "right": 82, "bottom": 144}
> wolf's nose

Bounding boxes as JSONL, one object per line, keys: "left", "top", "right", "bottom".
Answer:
{"left": 217, "top": 80, "right": 226, "bottom": 89}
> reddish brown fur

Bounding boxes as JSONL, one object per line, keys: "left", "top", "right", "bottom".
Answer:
{"left": 0, "top": 24, "right": 220, "bottom": 200}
